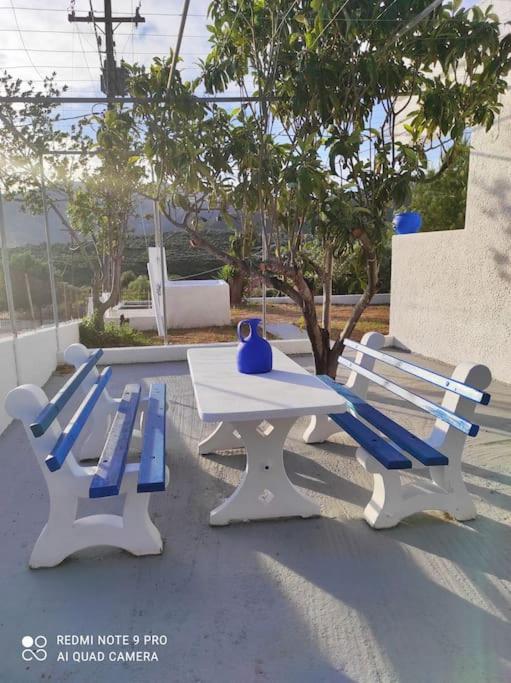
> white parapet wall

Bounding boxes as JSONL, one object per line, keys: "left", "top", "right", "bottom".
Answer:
{"left": 147, "top": 247, "right": 230, "bottom": 333}
{"left": 0, "top": 321, "right": 80, "bottom": 436}
{"left": 390, "top": 9, "right": 511, "bottom": 384}
{"left": 247, "top": 293, "right": 390, "bottom": 305}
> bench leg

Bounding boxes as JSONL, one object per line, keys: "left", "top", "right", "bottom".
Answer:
{"left": 357, "top": 451, "right": 404, "bottom": 528}
{"left": 199, "top": 421, "right": 244, "bottom": 455}
{"left": 303, "top": 415, "right": 340, "bottom": 444}
{"left": 29, "top": 493, "right": 80, "bottom": 568}
{"left": 429, "top": 463, "right": 476, "bottom": 521}
{"left": 357, "top": 449, "right": 476, "bottom": 529}
{"left": 121, "top": 489, "right": 163, "bottom": 556}
{"left": 30, "top": 476, "right": 165, "bottom": 568}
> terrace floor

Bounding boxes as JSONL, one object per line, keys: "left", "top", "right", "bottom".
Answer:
{"left": 0, "top": 350, "right": 510, "bottom": 683}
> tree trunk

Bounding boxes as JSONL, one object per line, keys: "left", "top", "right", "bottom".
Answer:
{"left": 321, "top": 243, "right": 333, "bottom": 332}
{"left": 291, "top": 270, "right": 335, "bottom": 377}
{"left": 328, "top": 229, "right": 380, "bottom": 371}
{"left": 229, "top": 271, "right": 245, "bottom": 306}
{"left": 90, "top": 235, "right": 124, "bottom": 332}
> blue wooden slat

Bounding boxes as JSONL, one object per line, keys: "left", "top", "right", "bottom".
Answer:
{"left": 45, "top": 367, "right": 112, "bottom": 472}
{"left": 318, "top": 376, "right": 448, "bottom": 467}
{"left": 328, "top": 411, "right": 412, "bottom": 470}
{"left": 344, "top": 339, "right": 491, "bottom": 405}
{"left": 338, "top": 356, "right": 479, "bottom": 437}
{"left": 138, "top": 383, "right": 167, "bottom": 493}
{"left": 89, "top": 383, "right": 141, "bottom": 499}
{"left": 31, "top": 349, "right": 104, "bottom": 437}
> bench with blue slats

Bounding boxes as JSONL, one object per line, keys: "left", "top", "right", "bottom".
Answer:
{"left": 310, "top": 332, "right": 492, "bottom": 529}
{"left": 32, "top": 349, "right": 167, "bottom": 497}
{"left": 5, "top": 346, "right": 169, "bottom": 568}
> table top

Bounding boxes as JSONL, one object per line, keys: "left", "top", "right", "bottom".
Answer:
{"left": 187, "top": 346, "right": 347, "bottom": 422}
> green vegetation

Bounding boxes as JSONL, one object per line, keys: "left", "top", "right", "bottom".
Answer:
{"left": 411, "top": 144, "right": 470, "bottom": 232}
{"left": 79, "top": 317, "right": 150, "bottom": 348}
{"left": 123, "top": 275, "right": 151, "bottom": 301}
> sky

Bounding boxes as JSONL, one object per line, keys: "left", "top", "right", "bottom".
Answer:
{"left": 0, "top": 1, "right": 486, "bottom": 125}
{"left": 0, "top": 1, "right": 501, "bottom": 152}
{"left": 0, "top": 0, "right": 214, "bottom": 130}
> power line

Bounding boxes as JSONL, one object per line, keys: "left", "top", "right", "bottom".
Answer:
{"left": 166, "top": 0, "right": 191, "bottom": 91}
{"left": 0, "top": 95, "right": 264, "bottom": 104}
{"left": 88, "top": 1, "right": 104, "bottom": 71}
{"left": 0, "top": 27, "right": 207, "bottom": 36}
{"left": 9, "top": 0, "right": 45, "bottom": 81}
{"left": 75, "top": 23, "right": 97, "bottom": 85}
{"left": 0, "top": 48, "right": 208, "bottom": 54}
{"left": 0, "top": 6, "right": 208, "bottom": 15}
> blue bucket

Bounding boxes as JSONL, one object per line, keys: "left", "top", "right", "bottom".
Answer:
{"left": 393, "top": 212, "right": 422, "bottom": 234}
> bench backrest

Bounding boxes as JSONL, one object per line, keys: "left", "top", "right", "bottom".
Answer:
{"left": 6, "top": 348, "right": 113, "bottom": 477}
{"left": 45, "top": 366, "right": 112, "bottom": 472}
{"left": 30, "top": 348, "right": 103, "bottom": 437}
{"left": 341, "top": 334, "right": 492, "bottom": 437}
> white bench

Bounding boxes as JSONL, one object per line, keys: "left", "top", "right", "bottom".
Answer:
{"left": 304, "top": 332, "right": 492, "bottom": 528}
{"left": 63, "top": 343, "right": 144, "bottom": 462}
{"left": 5, "top": 347, "right": 169, "bottom": 568}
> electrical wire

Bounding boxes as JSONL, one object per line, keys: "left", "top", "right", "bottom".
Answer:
{"left": 0, "top": 6, "right": 208, "bottom": 15}
{"left": 0, "top": 28, "right": 207, "bottom": 36}
{"left": 166, "top": 0, "right": 191, "bottom": 91}
{"left": 9, "top": 0, "right": 45, "bottom": 80}
{"left": 75, "top": 23, "right": 97, "bottom": 86}
{"left": 89, "top": 0, "right": 104, "bottom": 70}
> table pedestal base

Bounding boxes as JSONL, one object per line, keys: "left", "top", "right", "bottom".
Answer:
{"left": 199, "top": 421, "right": 244, "bottom": 454}
{"left": 303, "top": 414, "right": 339, "bottom": 443}
{"left": 210, "top": 418, "right": 320, "bottom": 526}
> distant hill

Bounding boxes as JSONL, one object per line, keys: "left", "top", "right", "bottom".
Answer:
{"left": 3, "top": 196, "right": 229, "bottom": 247}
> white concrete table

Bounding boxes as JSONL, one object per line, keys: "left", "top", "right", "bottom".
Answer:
{"left": 187, "top": 347, "right": 347, "bottom": 525}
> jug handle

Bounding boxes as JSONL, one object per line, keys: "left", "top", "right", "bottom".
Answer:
{"left": 237, "top": 320, "right": 250, "bottom": 343}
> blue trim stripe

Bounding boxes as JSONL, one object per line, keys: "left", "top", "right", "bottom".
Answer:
{"left": 31, "top": 349, "right": 104, "bottom": 437}
{"left": 45, "top": 367, "right": 112, "bottom": 472}
{"left": 319, "top": 376, "right": 448, "bottom": 467}
{"left": 138, "top": 383, "right": 167, "bottom": 493}
{"left": 344, "top": 340, "right": 491, "bottom": 405}
{"left": 338, "top": 356, "right": 479, "bottom": 436}
{"left": 89, "top": 383, "right": 141, "bottom": 499}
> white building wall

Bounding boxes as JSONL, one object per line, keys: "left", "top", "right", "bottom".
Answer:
{"left": 390, "top": 1, "right": 511, "bottom": 383}
{"left": 0, "top": 322, "right": 80, "bottom": 435}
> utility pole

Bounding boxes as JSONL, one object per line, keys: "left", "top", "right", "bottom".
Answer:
{"left": 69, "top": 1, "right": 145, "bottom": 102}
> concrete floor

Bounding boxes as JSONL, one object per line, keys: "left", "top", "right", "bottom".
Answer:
{"left": 0, "top": 351, "right": 510, "bottom": 683}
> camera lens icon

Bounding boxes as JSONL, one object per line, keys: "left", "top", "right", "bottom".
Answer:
{"left": 22, "top": 635, "right": 47, "bottom": 662}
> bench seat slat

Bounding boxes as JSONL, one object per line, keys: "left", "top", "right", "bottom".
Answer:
{"left": 329, "top": 411, "right": 412, "bottom": 470}
{"left": 31, "top": 349, "right": 103, "bottom": 437}
{"left": 45, "top": 367, "right": 112, "bottom": 472}
{"left": 89, "top": 383, "right": 141, "bottom": 499}
{"left": 319, "top": 376, "right": 448, "bottom": 467}
{"left": 138, "top": 383, "right": 167, "bottom": 493}
{"left": 344, "top": 339, "right": 490, "bottom": 405}
{"left": 338, "top": 356, "right": 479, "bottom": 437}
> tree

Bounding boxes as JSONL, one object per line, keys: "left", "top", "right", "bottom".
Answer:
{"left": 121, "top": 270, "right": 137, "bottom": 288}
{"left": 410, "top": 142, "right": 469, "bottom": 231}
{"left": 0, "top": 74, "right": 144, "bottom": 330}
{"left": 67, "top": 110, "right": 145, "bottom": 328}
{"left": 124, "top": 275, "right": 151, "bottom": 301}
{"left": 130, "top": 2, "right": 511, "bottom": 374}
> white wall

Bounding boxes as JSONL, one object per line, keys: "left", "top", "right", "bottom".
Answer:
{"left": 390, "top": 8, "right": 511, "bottom": 383}
{"left": 0, "top": 322, "right": 80, "bottom": 435}
{"left": 247, "top": 293, "right": 390, "bottom": 305}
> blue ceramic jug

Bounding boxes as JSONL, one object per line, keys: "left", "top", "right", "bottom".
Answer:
{"left": 236, "top": 318, "right": 273, "bottom": 374}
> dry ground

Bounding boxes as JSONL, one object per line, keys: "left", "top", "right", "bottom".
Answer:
{"left": 142, "top": 303, "right": 390, "bottom": 345}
